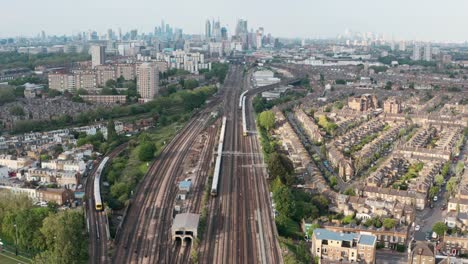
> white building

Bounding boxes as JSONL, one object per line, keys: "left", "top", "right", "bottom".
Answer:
{"left": 412, "top": 43, "right": 421, "bottom": 61}
{"left": 91, "top": 45, "right": 106, "bottom": 68}
{"left": 424, "top": 43, "right": 431, "bottom": 62}
{"left": 137, "top": 62, "right": 159, "bottom": 100}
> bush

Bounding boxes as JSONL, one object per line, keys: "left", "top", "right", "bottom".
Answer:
{"left": 138, "top": 142, "right": 156, "bottom": 162}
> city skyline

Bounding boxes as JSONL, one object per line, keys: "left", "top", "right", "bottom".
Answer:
{"left": 2, "top": 0, "right": 468, "bottom": 42}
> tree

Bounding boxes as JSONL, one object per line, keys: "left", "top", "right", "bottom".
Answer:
{"left": 76, "top": 88, "right": 88, "bottom": 95}
{"left": 373, "top": 217, "right": 382, "bottom": 228}
{"left": 183, "top": 79, "right": 199, "bottom": 90}
{"left": 35, "top": 210, "right": 88, "bottom": 264}
{"left": 9, "top": 105, "right": 25, "bottom": 116}
{"left": 105, "top": 79, "right": 117, "bottom": 88}
{"left": 383, "top": 218, "right": 397, "bottom": 229}
{"left": 329, "top": 176, "right": 337, "bottom": 187}
{"left": 138, "top": 142, "right": 156, "bottom": 162}
{"left": 311, "top": 195, "right": 329, "bottom": 215}
{"left": 344, "top": 188, "right": 356, "bottom": 196}
{"left": 456, "top": 161, "right": 465, "bottom": 176}
{"left": 342, "top": 215, "right": 354, "bottom": 225}
{"left": 446, "top": 177, "right": 458, "bottom": 197}
{"left": 106, "top": 120, "right": 118, "bottom": 143}
{"left": 432, "top": 222, "right": 448, "bottom": 236}
{"left": 435, "top": 174, "right": 444, "bottom": 186}
{"left": 267, "top": 153, "right": 295, "bottom": 186}
{"left": 441, "top": 162, "right": 450, "bottom": 177}
{"left": 258, "top": 110, "right": 275, "bottom": 131}
{"left": 0, "top": 87, "right": 16, "bottom": 105}
{"left": 429, "top": 186, "right": 439, "bottom": 198}
{"left": 384, "top": 81, "right": 393, "bottom": 90}
{"left": 272, "top": 183, "right": 296, "bottom": 219}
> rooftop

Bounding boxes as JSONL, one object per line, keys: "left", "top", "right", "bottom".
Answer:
{"left": 358, "top": 234, "right": 376, "bottom": 246}
{"left": 314, "top": 228, "right": 356, "bottom": 242}
{"left": 172, "top": 213, "right": 199, "bottom": 230}
{"left": 178, "top": 180, "right": 192, "bottom": 189}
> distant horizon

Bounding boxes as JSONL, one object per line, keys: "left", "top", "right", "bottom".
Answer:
{"left": 2, "top": 0, "right": 468, "bottom": 42}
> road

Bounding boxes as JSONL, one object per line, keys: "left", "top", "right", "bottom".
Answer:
{"left": 86, "top": 143, "right": 127, "bottom": 264}
{"left": 198, "top": 65, "right": 282, "bottom": 264}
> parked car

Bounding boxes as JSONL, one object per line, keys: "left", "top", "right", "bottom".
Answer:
{"left": 415, "top": 225, "right": 421, "bottom": 231}
{"left": 433, "top": 196, "right": 438, "bottom": 202}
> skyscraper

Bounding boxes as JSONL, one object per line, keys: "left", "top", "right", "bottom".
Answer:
{"left": 130, "top": 29, "right": 138, "bottom": 40}
{"left": 221, "top": 27, "right": 228, "bottom": 40}
{"left": 91, "top": 45, "right": 106, "bottom": 68}
{"left": 399, "top": 41, "right": 406, "bottom": 51}
{"left": 235, "top": 19, "right": 248, "bottom": 36}
{"left": 424, "top": 43, "right": 432, "bottom": 62}
{"left": 137, "top": 63, "right": 159, "bottom": 100}
{"left": 412, "top": 43, "right": 421, "bottom": 61}
{"left": 212, "top": 20, "right": 221, "bottom": 39}
{"left": 205, "top": 20, "right": 212, "bottom": 39}
{"left": 107, "top": 29, "right": 114, "bottom": 40}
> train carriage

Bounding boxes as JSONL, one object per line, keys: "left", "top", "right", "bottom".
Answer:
{"left": 211, "top": 117, "right": 227, "bottom": 196}
{"left": 94, "top": 157, "right": 109, "bottom": 211}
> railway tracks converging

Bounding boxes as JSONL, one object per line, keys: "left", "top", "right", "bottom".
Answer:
{"left": 99, "top": 63, "right": 283, "bottom": 264}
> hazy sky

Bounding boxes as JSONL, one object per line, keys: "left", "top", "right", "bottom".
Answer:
{"left": 2, "top": 0, "right": 468, "bottom": 42}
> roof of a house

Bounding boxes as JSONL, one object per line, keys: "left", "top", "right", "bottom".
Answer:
{"left": 412, "top": 242, "right": 435, "bottom": 257}
{"left": 313, "top": 228, "right": 356, "bottom": 242}
{"left": 358, "top": 234, "right": 376, "bottom": 246}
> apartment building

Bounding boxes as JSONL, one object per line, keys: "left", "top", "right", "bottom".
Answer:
{"left": 95, "top": 65, "right": 117, "bottom": 86}
{"left": 383, "top": 97, "right": 402, "bottom": 114}
{"left": 312, "top": 228, "right": 376, "bottom": 264}
{"left": 137, "top": 62, "right": 159, "bottom": 100}
{"left": 37, "top": 188, "right": 74, "bottom": 205}
{"left": 0, "top": 155, "right": 34, "bottom": 170}
{"left": 48, "top": 73, "right": 75, "bottom": 92}
{"left": 348, "top": 94, "right": 378, "bottom": 112}
{"left": 80, "top": 95, "right": 127, "bottom": 104}
{"left": 323, "top": 224, "right": 409, "bottom": 250}
{"left": 26, "top": 168, "right": 79, "bottom": 186}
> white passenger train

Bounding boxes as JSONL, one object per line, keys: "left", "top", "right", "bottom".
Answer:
{"left": 211, "top": 117, "right": 227, "bottom": 196}
{"left": 94, "top": 157, "right": 109, "bottom": 211}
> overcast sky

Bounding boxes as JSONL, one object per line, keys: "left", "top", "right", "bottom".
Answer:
{"left": 2, "top": 0, "right": 468, "bottom": 42}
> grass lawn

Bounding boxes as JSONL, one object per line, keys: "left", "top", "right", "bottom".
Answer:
{"left": 0, "top": 250, "right": 31, "bottom": 264}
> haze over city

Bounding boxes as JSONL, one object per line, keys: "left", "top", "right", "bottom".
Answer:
{"left": 2, "top": 0, "right": 468, "bottom": 42}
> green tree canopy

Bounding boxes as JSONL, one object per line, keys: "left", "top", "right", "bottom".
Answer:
{"left": 267, "top": 152, "right": 295, "bottom": 186}
{"left": 383, "top": 218, "right": 397, "bottom": 229}
{"left": 138, "top": 142, "right": 156, "bottom": 162}
{"left": 106, "top": 120, "right": 118, "bottom": 143}
{"left": 258, "top": 110, "right": 276, "bottom": 131}
{"left": 432, "top": 222, "right": 448, "bottom": 236}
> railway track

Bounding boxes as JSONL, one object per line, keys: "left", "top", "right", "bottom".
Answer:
{"left": 198, "top": 64, "right": 283, "bottom": 264}
{"left": 87, "top": 143, "right": 128, "bottom": 264}
{"left": 113, "top": 106, "right": 217, "bottom": 263}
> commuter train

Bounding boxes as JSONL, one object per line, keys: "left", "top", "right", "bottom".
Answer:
{"left": 211, "top": 117, "right": 227, "bottom": 196}
{"left": 242, "top": 96, "right": 247, "bottom": 136}
{"left": 239, "top": 90, "right": 248, "bottom": 110}
{"left": 94, "top": 157, "right": 109, "bottom": 211}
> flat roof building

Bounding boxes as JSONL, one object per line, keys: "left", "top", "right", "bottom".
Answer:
{"left": 137, "top": 62, "right": 159, "bottom": 100}
{"left": 172, "top": 213, "right": 199, "bottom": 244}
{"left": 312, "top": 228, "right": 376, "bottom": 264}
